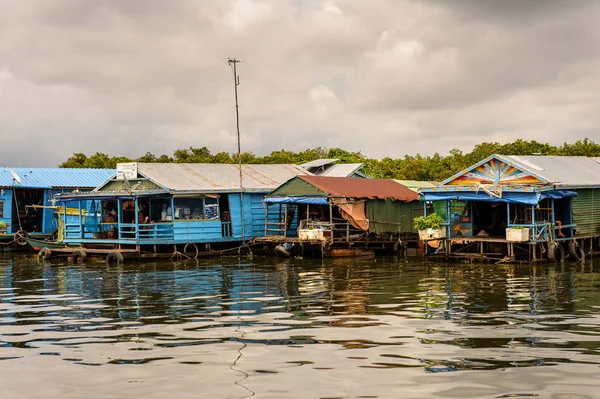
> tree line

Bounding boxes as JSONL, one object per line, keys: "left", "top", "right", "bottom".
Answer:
{"left": 60, "top": 138, "right": 600, "bottom": 182}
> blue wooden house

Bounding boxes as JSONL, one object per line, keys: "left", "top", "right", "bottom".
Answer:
{"left": 0, "top": 167, "right": 114, "bottom": 245}
{"left": 420, "top": 155, "right": 600, "bottom": 262}
{"left": 54, "top": 162, "right": 311, "bottom": 255}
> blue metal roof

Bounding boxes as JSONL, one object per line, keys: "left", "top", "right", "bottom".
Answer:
{"left": 0, "top": 167, "right": 115, "bottom": 189}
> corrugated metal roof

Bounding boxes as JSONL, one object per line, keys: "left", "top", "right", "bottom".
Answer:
{"left": 0, "top": 167, "right": 114, "bottom": 188}
{"left": 504, "top": 156, "right": 600, "bottom": 185}
{"left": 319, "top": 163, "right": 364, "bottom": 177}
{"left": 300, "top": 159, "right": 338, "bottom": 168}
{"left": 294, "top": 175, "right": 419, "bottom": 201}
{"left": 137, "top": 163, "right": 312, "bottom": 192}
{"left": 394, "top": 180, "right": 436, "bottom": 193}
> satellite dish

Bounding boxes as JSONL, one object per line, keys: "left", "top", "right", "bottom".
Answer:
{"left": 10, "top": 168, "right": 21, "bottom": 184}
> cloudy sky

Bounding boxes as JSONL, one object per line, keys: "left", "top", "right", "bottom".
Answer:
{"left": 1, "top": 0, "right": 599, "bottom": 166}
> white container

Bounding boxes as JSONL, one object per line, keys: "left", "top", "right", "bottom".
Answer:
{"left": 506, "top": 228, "right": 530, "bottom": 242}
{"left": 418, "top": 228, "right": 446, "bottom": 241}
{"left": 299, "top": 229, "right": 324, "bottom": 241}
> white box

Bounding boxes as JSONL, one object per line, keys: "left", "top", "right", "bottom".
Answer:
{"left": 418, "top": 228, "right": 446, "bottom": 241}
{"left": 506, "top": 228, "right": 529, "bottom": 242}
{"left": 299, "top": 229, "right": 324, "bottom": 241}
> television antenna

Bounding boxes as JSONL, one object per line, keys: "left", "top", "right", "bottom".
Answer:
{"left": 10, "top": 168, "right": 21, "bottom": 185}
{"left": 227, "top": 57, "right": 245, "bottom": 243}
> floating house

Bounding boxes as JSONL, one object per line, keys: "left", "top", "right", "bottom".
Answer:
{"left": 420, "top": 155, "right": 600, "bottom": 262}
{"left": 257, "top": 175, "right": 420, "bottom": 257}
{"left": 394, "top": 180, "right": 436, "bottom": 193}
{"left": 0, "top": 167, "right": 114, "bottom": 245}
{"left": 50, "top": 163, "right": 310, "bottom": 261}
{"left": 300, "top": 159, "right": 366, "bottom": 178}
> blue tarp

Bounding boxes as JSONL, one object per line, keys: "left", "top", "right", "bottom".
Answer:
{"left": 422, "top": 190, "right": 577, "bottom": 205}
{"left": 264, "top": 196, "right": 329, "bottom": 205}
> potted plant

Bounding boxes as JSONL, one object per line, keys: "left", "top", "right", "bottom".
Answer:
{"left": 414, "top": 214, "right": 445, "bottom": 240}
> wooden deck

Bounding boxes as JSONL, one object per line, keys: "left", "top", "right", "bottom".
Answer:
{"left": 255, "top": 235, "right": 330, "bottom": 245}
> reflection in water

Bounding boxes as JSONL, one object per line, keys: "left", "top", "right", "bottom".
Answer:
{"left": 0, "top": 254, "right": 599, "bottom": 398}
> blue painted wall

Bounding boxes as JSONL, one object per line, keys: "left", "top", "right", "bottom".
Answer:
{"left": 0, "top": 189, "right": 12, "bottom": 234}
{"left": 248, "top": 194, "right": 265, "bottom": 237}
{"left": 264, "top": 203, "right": 301, "bottom": 236}
{"left": 229, "top": 193, "right": 262, "bottom": 239}
{"left": 173, "top": 220, "right": 222, "bottom": 243}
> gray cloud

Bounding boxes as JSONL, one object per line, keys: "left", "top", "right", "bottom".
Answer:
{"left": 0, "top": 0, "right": 599, "bottom": 167}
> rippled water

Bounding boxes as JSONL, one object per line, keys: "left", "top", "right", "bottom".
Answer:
{"left": 0, "top": 254, "right": 599, "bottom": 398}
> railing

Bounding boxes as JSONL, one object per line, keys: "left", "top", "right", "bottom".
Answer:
{"left": 296, "top": 219, "right": 365, "bottom": 242}
{"left": 64, "top": 223, "right": 84, "bottom": 239}
{"left": 222, "top": 221, "right": 232, "bottom": 237}
{"left": 64, "top": 222, "right": 175, "bottom": 241}
{"left": 117, "top": 223, "right": 175, "bottom": 240}
{"left": 265, "top": 221, "right": 287, "bottom": 236}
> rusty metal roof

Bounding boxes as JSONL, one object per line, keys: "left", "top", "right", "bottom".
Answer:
{"left": 138, "top": 163, "right": 311, "bottom": 192}
{"left": 296, "top": 175, "right": 419, "bottom": 201}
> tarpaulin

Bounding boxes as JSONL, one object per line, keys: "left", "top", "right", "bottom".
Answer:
{"left": 332, "top": 198, "right": 369, "bottom": 231}
{"left": 264, "top": 196, "right": 329, "bottom": 205}
{"left": 422, "top": 190, "right": 577, "bottom": 205}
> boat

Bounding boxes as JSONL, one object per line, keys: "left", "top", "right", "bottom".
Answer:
{"left": 24, "top": 236, "right": 67, "bottom": 251}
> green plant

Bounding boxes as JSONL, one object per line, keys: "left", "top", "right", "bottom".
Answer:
{"left": 413, "top": 214, "right": 443, "bottom": 231}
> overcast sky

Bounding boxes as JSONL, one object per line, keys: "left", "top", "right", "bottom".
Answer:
{"left": 1, "top": 0, "right": 600, "bottom": 166}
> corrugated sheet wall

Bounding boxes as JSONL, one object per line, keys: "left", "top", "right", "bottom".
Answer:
{"left": 249, "top": 194, "right": 266, "bottom": 237}
{"left": 230, "top": 193, "right": 264, "bottom": 239}
{"left": 268, "top": 178, "right": 324, "bottom": 197}
{"left": 573, "top": 189, "right": 600, "bottom": 237}
{"left": 366, "top": 200, "right": 423, "bottom": 234}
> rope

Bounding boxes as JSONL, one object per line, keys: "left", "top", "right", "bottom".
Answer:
{"left": 12, "top": 188, "right": 22, "bottom": 231}
{"left": 0, "top": 238, "right": 18, "bottom": 247}
{"left": 171, "top": 251, "right": 191, "bottom": 261}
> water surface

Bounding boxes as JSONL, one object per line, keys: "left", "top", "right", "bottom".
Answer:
{"left": 0, "top": 254, "right": 599, "bottom": 398}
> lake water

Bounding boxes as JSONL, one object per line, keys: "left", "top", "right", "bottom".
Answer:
{"left": 0, "top": 254, "right": 599, "bottom": 399}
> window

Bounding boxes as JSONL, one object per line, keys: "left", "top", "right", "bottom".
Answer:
{"left": 174, "top": 197, "right": 219, "bottom": 220}
{"left": 0, "top": 201, "right": 3, "bottom": 218}
{"left": 149, "top": 198, "right": 171, "bottom": 222}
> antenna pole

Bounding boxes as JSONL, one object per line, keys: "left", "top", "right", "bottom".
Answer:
{"left": 228, "top": 58, "right": 245, "bottom": 244}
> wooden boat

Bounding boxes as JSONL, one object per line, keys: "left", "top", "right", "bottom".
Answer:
{"left": 24, "top": 236, "right": 67, "bottom": 251}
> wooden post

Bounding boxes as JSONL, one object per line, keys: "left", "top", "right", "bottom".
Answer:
{"left": 278, "top": 204, "right": 282, "bottom": 234}
{"left": 117, "top": 198, "right": 122, "bottom": 240}
{"left": 78, "top": 200, "right": 83, "bottom": 239}
{"left": 264, "top": 204, "right": 269, "bottom": 236}
{"left": 531, "top": 205, "right": 535, "bottom": 236}
{"left": 329, "top": 200, "right": 333, "bottom": 242}
{"left": 63, "top": 205, "right": 67, "bottom": 240}
{"left": 446, "top": 200, "right": 451, "bottom": 257}
{"left": 283, "top": 204, "right": 288, "bottom": 238}
{"left": 346, "top": 223, "right": 350, "bottom": 243}
{"left": 134, "top": 197, "right": 139, "bottom": 240}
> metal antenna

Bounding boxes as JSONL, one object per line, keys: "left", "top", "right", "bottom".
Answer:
{"left": 228, "top": 58, "right": 245, "bottom": 244}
